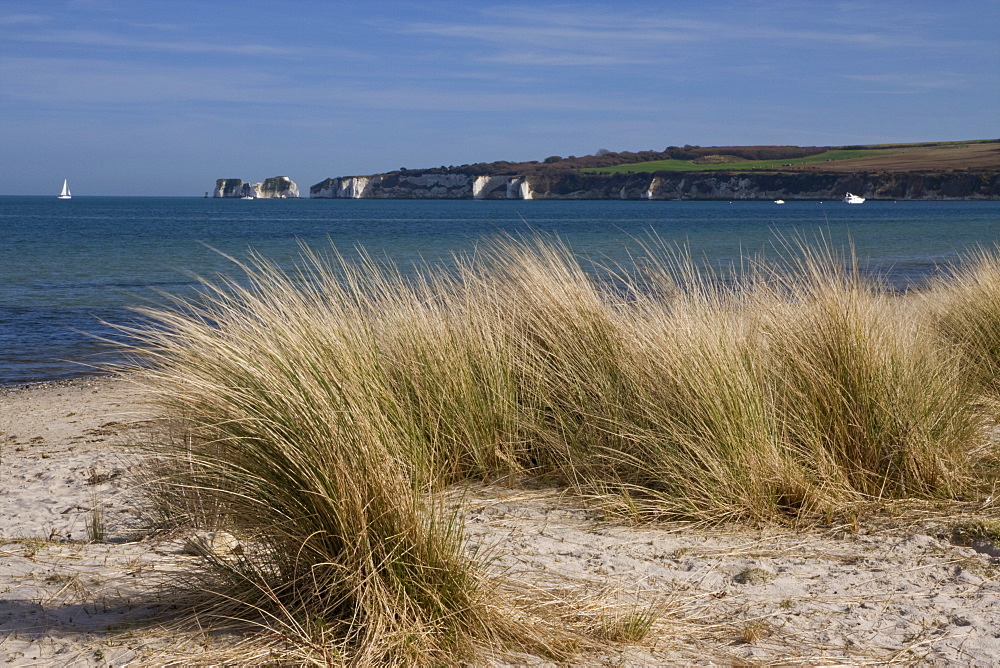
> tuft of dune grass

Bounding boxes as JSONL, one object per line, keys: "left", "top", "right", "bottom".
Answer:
{"left": 128, "top": 250, "right": 545, "bottom": 664}
{"left": 122, "top": 235, "right": 998, "bottom": 662}
{"left": 755, "top": 243, "right": 980, "bottom": 503}
{"left": 924, "top": 247, "right": 1000, "bottom": 401}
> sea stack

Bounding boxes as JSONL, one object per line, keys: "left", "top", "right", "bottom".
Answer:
{"left": 213, "top": 176, "right": 299, "bottom": 198}
{"left": 255, "top": 176, "right": 299, "bottom": 198}
{"left": 213, "top": 179, "right": 253, "bottom": 198}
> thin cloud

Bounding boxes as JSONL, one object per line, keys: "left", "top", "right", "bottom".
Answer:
{"left": 396, "top": 7, "right": 982, "bottom": 66}
{"left": 0, "top": 56, "right": 285, "bottom": 105}
{"left": 125, "top": 22, "right": 186, "bottom": 32}
{"left": 480, "top": 51, "right": 660, "bottom": 67}
{"left": 0, "top": 56, "right": 660, "bottom": 115}
{"left": 0, "top": 13, "right": 50, "bottom": 26}
{"left": 394, "top": 20, "right": 694, "bottom": 68}
{"left": 843, "top": 73, "right": 974, "bottom": 93}
{"left": 309, "top": 85, "right": 662, "bottom": 114}
{"left": 400, "top": 21, "right": 702, "bottom": 47}
{"left": 9, "top": 28, "right": 299, "bottom": 57}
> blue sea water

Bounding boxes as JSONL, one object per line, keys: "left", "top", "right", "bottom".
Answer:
{"left": 1, "top": 196, "right": 998, "bottom": 386}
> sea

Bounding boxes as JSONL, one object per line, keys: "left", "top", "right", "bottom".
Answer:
{"left": 1, "top": 196, "right": 998, "bottom": 386}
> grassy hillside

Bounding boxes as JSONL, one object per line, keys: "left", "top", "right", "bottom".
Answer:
{"left": 421, "top": 140, "right": 998, "bottom": 181}
{"left": 585, "top": 148, "right": 889, "bottom": 174}
{"left": 585, "top": 140, "right": 999, "bottom": 175}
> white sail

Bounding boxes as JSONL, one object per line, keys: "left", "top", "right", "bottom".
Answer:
{"left": 57, "top": 179, "right": 71, "bottom": 199}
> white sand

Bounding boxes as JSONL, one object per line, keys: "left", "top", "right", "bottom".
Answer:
{"left": 2, "top": 377, "right": 999, "bottom": 665}
{"left": 0, "top": 378, "right": 211, "bottom": 665}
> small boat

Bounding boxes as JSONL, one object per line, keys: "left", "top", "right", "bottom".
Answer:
{"left": 241, "top": 195, "right": 255, "bottom": 200}
{"left": 774, "top": 199, "right": 785, "bottom": 204}
{"left": 843, "top": 192, "right": 865, "bottom": 204}
{"left": 57, "top": 179, "right": 71, "bottom": 199}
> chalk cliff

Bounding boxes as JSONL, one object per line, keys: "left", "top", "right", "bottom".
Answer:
{"left": 310, "top": 169, "right": 999, "bottom": 201}
{"left": 214, "top": 179, "right": 254, "bottom": 198}
{"left": 310, "top": 173, "right": 536, "bottom": 199}
{"left": 472, "top": 175, "right": 507, "bottom": 199}
{"left": 213, "top": 176, "right": 299, "bottom": 198}
{"left": 255, "top": 176, "right": 299, "bottom": 198}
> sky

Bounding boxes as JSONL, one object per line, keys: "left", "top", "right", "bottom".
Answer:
{"left": 1, "top": 1, "right": 997, "bottom": 196}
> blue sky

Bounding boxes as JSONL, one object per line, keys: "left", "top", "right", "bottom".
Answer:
{"left": 1, "top": 1, "right": 997, "bottom": 195}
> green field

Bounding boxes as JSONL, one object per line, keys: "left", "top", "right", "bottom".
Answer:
{"left": 587, "top": 149, "right": 899, "bottom": 174}
{"left": 586, "top": 140, "right": 990, "bottom": 175}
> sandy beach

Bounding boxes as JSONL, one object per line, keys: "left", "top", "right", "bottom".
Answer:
{"left": 2, "top": 376, "right": 1000, "bottom": 665}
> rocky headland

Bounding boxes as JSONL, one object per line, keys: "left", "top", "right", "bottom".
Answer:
{"left": 308, "top": 169, "right": 1000, "bottom": 201}
{"left": 212, "top": 141, "right": 1000, "bottom": 201}
{"left": 309, "top": 173, "right": 535, "bottom": 200}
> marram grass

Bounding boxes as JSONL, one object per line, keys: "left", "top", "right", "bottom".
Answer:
{"left": 124, "top": 237, "right": 999, "bottom": 663}
{"left": 128, "top": 250, "right": 544, "bottom": 665}
{"left": 924, "top": 246, "right": 1000, "bottom": 401}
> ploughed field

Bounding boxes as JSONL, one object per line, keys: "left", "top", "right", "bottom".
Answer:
{"left": 788, "top": 142, "right": 1000, "bottom": 173}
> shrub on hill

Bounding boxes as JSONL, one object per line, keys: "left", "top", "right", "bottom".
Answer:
{"left": 447, "top": 145, "right": 828, "bottom": 177}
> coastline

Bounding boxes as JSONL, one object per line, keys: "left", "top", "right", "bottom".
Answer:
{"left": 2, "top": 377, "right": 1000, "bottom": 663}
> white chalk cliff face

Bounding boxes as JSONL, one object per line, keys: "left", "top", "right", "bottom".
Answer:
{"left": 519, "top": 179, "right": 533, "bottom": 200}
{"left": 506, "top": 177, "right": 533, "bottom": 200}
{"left": 401, "top": 173, "right": 471, "bottom": 189}
{"left": 310, "top": 178, "right": 340, "bottom": 199}
{"left": 214, "top": 179, "right": 252, "bottom": 198}
{"left": 644, "top": 177, "right": 661, "bottom": 200}
{"left": 339, "top": 176, "right": 372, "bottom": 198}
{"left": 214, "top": 177, "right": 298, "bottom": 198}
{"left": 472, "top": 175, "right": 508, "bottom": 199}
{"left": 310, "top": 173, "right": 532, "bottom": 199}
{"left": 254, "top": 176, "right": 299, "bottom": 198}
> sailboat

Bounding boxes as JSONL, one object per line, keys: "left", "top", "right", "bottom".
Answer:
{"left": 57, "top": 179, "right": 72, "bottom": 199}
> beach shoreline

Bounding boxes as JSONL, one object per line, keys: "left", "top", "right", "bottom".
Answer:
{"left": 2, "top": 377, "right": 999, "bottom": 664}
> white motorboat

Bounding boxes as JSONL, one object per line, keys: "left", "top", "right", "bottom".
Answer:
{"left": 774, "top": 199, "right": 785, "bottom": 204}
{"left": 57, "top": 179, "right": 71, "bottom": 199}
{"left": 843, "top": 192, "right": 865, "bottom": 204}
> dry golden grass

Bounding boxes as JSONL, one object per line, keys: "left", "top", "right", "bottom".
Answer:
{"left": 119, "top": 236, "right": 1000, "bottom": 663}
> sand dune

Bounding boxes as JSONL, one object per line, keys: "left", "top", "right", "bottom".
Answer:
{"left": 2, "top": 377, "right": 999, "bottom": 665}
